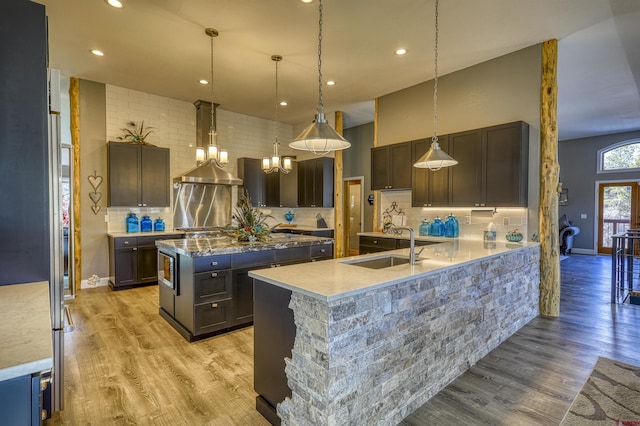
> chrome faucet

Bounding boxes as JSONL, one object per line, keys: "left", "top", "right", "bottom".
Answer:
{"left": 391, "top": 226, "right": 424, "bottom": 265}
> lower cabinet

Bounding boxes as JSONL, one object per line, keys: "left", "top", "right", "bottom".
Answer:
{"left": 108, "top": 235, "right": 180, "bottom": 290}
{"left": 0, "top": 372, "right": 45, "bottom": 426}
{"left": 359, "top": 235, "right": 435, "bottom": 254}
{"left": 166, "top": 243, "right": 334, "bottom": 341}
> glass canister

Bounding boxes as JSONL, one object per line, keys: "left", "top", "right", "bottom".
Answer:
{"left": 419, "top": 219, "right": 430, "bottom": 236}
{"left": 154, "top": 218, "right": 165, "bottom": 232}
{"left": 430, "top": 216, "right": 444, "bottom": 237}
{"left": 140, "top": 215, "right": 152, "bottom": 232}
{"left": 444, "top": 213, "right": 459, "bottom": 238}
{"left": 126, "top": 213, "right": 139, "bottom": 233}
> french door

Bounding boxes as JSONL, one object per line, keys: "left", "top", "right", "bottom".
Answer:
{"left": 597, "top": 182, "right": 640, "bottom": 254}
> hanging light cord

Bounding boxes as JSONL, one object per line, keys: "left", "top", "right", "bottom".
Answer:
{"left": 275, "top": 57, "right": 279, "bottom": 146}
{"left": 317, "top": 0, "right": 324, "bottom": 115}
{"left": 210, "top": 32, "right": 216, "bottom": 137}
{"left": 432, "top": 0, "right": 439, "bottom": 145}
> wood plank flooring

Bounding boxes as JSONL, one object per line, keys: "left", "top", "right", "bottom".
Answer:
{"left": 44, "top": 255, "right": 640, "bottom": 425}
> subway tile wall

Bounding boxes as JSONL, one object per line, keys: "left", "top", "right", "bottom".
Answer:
{"left": 105, "top": 85, "right": 293, "bottom": 232}
{"left": 379, "top": 191, "right": 529, "bottom": 240}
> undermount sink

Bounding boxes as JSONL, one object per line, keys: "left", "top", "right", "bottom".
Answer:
{"left": 343, "top": 254, "right": 414, "bottom": 269}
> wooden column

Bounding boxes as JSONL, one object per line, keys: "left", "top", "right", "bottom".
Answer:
{"left": 334, "top": 111, "right": 345, "bottom": 258}
{"left": 372, "top": 98, "right": 380, "bottom": 232}
{"left": 70, "top": 77, "right": 82, "bottom": 292}
{"left": 539, "top": 39, "right": 561, "bottom": 317}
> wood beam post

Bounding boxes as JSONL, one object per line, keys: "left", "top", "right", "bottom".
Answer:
{"left": 539, "top": 39, "right": 561, "bottom": 317}
{"left": 334, "top": 111, "right": 345, "bottom": 258}
{"left": 372, "top": 98, "right": 380, "bottom": 232}
{"left": 70, "top": 77, "right": 82, "bottom": 292}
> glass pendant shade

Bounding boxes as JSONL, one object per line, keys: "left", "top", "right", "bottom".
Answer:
{"left": 195, "top": 147, "right": 206, "bottom": 163}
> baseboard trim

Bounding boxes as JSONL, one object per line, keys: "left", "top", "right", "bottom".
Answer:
{"left": 571, "top": 248, "right": 596, "bottom": 255}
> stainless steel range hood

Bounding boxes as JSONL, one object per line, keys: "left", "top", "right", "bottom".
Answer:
{"left": 172, "top": 100, "right": 242, "bottom": 230}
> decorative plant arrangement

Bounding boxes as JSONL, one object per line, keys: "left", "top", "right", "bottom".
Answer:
{"left": 232, "top": 190, "right": 273, "bottom": 242}
{"left": 116, "top": 121, "right": 156, "bottom": 145}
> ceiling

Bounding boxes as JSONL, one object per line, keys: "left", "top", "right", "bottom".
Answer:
{"left": 36, "top": 0, "right": 640, "bottom": 140}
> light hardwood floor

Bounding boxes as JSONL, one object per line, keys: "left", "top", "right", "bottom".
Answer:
{"left": 45, "top": 255, "right": 640, "bottom": 425}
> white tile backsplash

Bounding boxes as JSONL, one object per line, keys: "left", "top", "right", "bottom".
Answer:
{"left": 379, "top": 191, "right": 528, "bottom": 240}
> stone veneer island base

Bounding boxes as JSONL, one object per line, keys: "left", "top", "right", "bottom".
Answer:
{"left": 251, "top": 241, "right": 540, "bottom": 425}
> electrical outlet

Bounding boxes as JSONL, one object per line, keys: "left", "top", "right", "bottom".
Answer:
{"left": 104, "top": 214, "right": 109, "bottom": 222}
{"left": 465, "top": 215, "right": 471, "bottom": 225}
{"left": 503, "top": 217, "right": 510, "bottom": 226}
{"left": 581, "top": 213, "right": 587, "bottom": 219}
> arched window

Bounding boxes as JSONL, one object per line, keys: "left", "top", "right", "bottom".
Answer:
{"left": 598, "top": 139, "right": 640, "bottom": 173}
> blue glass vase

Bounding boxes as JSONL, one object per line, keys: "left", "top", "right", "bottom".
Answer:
{"left": 430, "top": 217, "right": 443, "bottom": 237}
{"left": 154, "top": 218, "right": 165, "bottom": 232}
{"left": 444, "top": 214, "right": 459, "bottom": 238}
{"left": 419, "top": 220, "right": 430, "bottom": 236}
{"left": 126, "top": 213, "right": 139, "bottom": 233}
{"left": 140, "top": 215, "right": 152, "bottom": 232}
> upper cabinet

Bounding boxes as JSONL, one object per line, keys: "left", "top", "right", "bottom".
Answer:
{"left": 449, "top": 121, "right": 529, "bottom": 207}
{"left": 411, "top": 136, "right": 450, "bottom": 207}
{"left": 297, "top": 158, "right": 334, "bottom": 207}
{"left": 107, "top": 142, "right": 170, "bottom": 207}
{"left": 371, "top": 142, "right": 411, "bottom": 190}
{"left": 410, "top": 121, "right": 529, "bottom": 208}
{"left": 237, "top": 158, "right": 298, "bottom": 208}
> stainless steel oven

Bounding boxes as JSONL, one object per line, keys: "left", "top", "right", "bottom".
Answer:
{"left": 158, "top": 251, "right": 175, "bottom": 289}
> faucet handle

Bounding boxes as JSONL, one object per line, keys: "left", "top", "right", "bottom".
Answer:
{"left": 414, "top": 247, "right": 425, "bottom": 257}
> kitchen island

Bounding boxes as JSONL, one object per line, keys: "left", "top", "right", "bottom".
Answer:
{"left": 250, "top": 238, "right": 540, "bottom": 425}
{"left": 155, "top": 234, "right": 333, "bottom": 341}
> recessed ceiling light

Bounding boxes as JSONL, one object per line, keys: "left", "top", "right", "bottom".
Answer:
{"left": 106, "top": 0, "right": 123, "bottom": 8}
{"left": 301, "top": 0, "right": 313, "bottom": 3}
{"left": 280, "top": 101, "right": 288, "bottom": 106}
{"left": 326, "top": 80, "right": 335, "bottom": 86}
{"left": 90, "top": 49, "right": 104, "bottom": 57}
{"left": 395, "top": 48, "right": 407, "bottom": 56}
{"left": 199, "top": 79, "right": 208, "bottom": 85}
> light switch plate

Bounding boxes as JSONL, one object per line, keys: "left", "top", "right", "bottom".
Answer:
{"left": 104, "top": 214, "right": 109, "bottom": 222}
{"left": 465, "top": 215, "right": 471, "bottom": 224}
{"left": 503, "top": 217, "right": 510, "bottom": 226}
{"left": 580, "top": 213, "right": 587, "bottom": 219}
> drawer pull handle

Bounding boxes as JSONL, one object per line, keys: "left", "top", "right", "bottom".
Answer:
{"left": 320, "top": 249, "right": 325, "bottom": 253}
{"left": 211, "top": 303, "right": 218, "bottom": 308}
{"left": 124, "top": 241, "right": 129, "bottom": 245}
{"left": 210, "top": 261, "right": 218, "bottom": 266}
{"left": 211, "top": 272, "right": 217, "bottom": 278}
{"left": 373, "top": 240, "right": 378, "bottom": 244}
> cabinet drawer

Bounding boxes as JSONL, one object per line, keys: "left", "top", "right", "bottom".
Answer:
{"left": 194, "top": 299, "right": 232, "bottom": 335}
{"left": 310, "top": 244, "right": 333, "bottom": 259}
{"left": 194, "top": 270, "right": 232, "bottom": 303}
{"left": 137, "top": 236, "right": 159, "bottom": 247}
{"left": 359, "top": 236, "right": 396, "bottom": 249}
{"left": 114, "top": 237, "right": 137, "bottom": 249}
{"left": 194, "top": 255, "right": 231, "bottom": 272}
{"left": 397, "top": 240, "right": 436, "bottom": 249}
{"left": 232, "top": 250, "right": 275, "bottom": 268}
{"left": 275, "top": 246, "right": 310, "bottom": 263}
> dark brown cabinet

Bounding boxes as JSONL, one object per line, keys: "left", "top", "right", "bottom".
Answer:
{"left": 165, "top": 243, "right": 334, "bottom": 341}
{"left": 297, "top": 158, "right": 334, "bottom": 207}
{"left": 411, "top": 137, "right": 450, "bottom": 207}
{"left": 371, "top": 142, "right": 412, "bottom": 190}
{"left": 411, "top": 121, "right": 529, "bottom": 208}
{"left": 108, "top": 142, "right": 170, "bottom": 207}
{"left": 108, "top": 235, "right": 177, "bottom": 289}
{"left": 238, "top": 158, "right": 298, "bottom": 207}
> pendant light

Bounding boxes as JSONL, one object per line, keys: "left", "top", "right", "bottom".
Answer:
{"left": 289, "top": 0, "right": 350, "bottom": 154}
{"left": 196, "top": 28, "right": 228, "bottom": 167}
{"left": 414, "top": 0, "right": 457, "bottom": 171}
{"left": 263, "top": 55, "right": 292, "bottom": 174}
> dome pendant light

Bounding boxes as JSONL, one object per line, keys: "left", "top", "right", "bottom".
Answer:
{"left": 414, "top": 0, "right": 457, "bottom": 171}
{"left": 197, "top": 28, "right": 228, "bottom": 167}
{"left": 263, "top": 55, "right": 292, "bottom": 174}
{"left": 289, "top": 0, "right": 350, "bottom": 155}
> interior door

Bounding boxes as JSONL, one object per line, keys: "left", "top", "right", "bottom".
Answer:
{"left": 597, "top": 182, "right": 640, "bottom": 254}
{"left": 343, "top": 179, "right": 363, "bottom": 257}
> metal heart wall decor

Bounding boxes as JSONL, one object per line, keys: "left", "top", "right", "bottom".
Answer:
{"left": 88, "top": 170, "right": 104, "bottom": 215}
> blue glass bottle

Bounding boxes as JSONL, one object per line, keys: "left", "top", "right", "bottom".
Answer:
{"left": 444, "top": 213, "right": 459, "bottom": 238}
{"left": 140, "top": 215, "right": 152, "bottom": 232}
{"left": 430, "top": 217, "right": 443, "bottom": 237}
{"left": 154, "top": 218, "right": 165, "bottom": 232}
{"left": 126, "top": 213, "right": 139, "bottom": 233}
{"left": 419, "top": 219, "right": 430, "bottom": 236}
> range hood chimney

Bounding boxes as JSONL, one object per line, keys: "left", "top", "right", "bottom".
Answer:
{"left": 173, "top": 100, "right": 242, "bottom": 186}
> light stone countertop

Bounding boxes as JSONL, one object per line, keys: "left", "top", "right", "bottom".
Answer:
{"left": 0, "top": 281, "right": 53, "bottom": 381}
{"left": 156, "top": 233, "right": 334, "bottom": 257}
{"left": 275, "top": 225, "right": 334, "bottom": 231}
{"left": 249, "top": 238, "right": 538, "bottom": 302}
{"left": 358, "top": 231, "right": 452, "bottom": 243}
{"left": 107, "top": 230, "right": 184, "bottom": 238}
